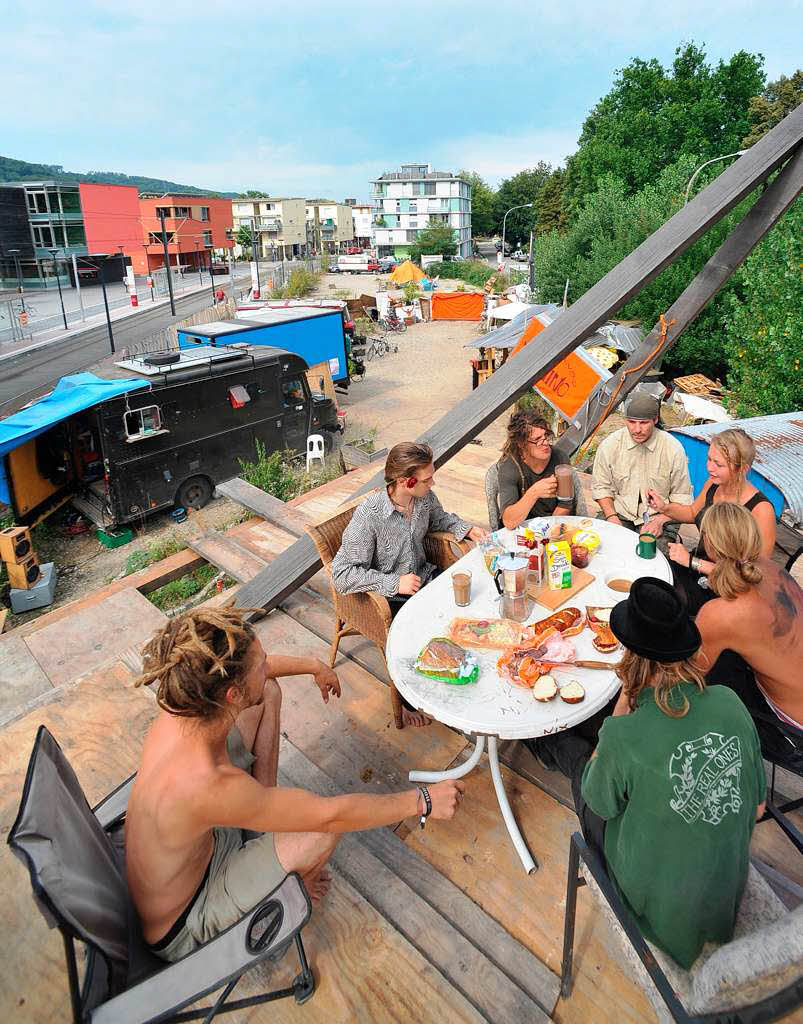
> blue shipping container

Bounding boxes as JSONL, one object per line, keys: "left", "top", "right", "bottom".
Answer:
{"left": 177, "top": 308, "right": 348, "bottom": 383}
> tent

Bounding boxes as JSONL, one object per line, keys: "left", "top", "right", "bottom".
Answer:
{"left": 389, "top": 260, "right": 426, "bottom": 286}
{"left": 0, "top": 373, "right": 148, "bottom": 505}
{"left": 431, "top": 291, "right": 484, "bottom": 321}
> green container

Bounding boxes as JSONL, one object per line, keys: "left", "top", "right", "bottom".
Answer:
{"left": 97, "top": 527, "right": 134, "bottom": 549}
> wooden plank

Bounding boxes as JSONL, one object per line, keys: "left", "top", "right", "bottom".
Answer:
{"left": 401, "top": 754, "right": 659, "bottom": 1024}
{"left": 0, "top": 633, "right": 53, "bottom": 720}
{"left": 22, "top": 588, "right": 167, "bottom": 687}
{"left": 251, "top": 610, "right": 469, "bottom": 793}
{"left": 498, "top": 738, "right": 575, "bottom": 811}
{"left": 186, "top": 532, "right": 268, "bottom": 584}
{"left": 557, "top": 144, "right": 803, "bottom": 457}
{"left": 0, "top": 661, "right": 157, "bottom": 1023}
{"left": 215, "top": 477, "right": 310, "bottom": 538}
{"left": 236, "top": 108, "right": 803, "bottom": 619}
{"left": 279, "top": 738, "right": 560, "bottom": 1018}
{"left": 230, "top": 872, "right": 488, "bottom": 1024}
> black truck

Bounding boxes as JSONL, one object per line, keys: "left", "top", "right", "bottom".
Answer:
{"left": 4, "top": 344, "right": 340, "bottom": 529}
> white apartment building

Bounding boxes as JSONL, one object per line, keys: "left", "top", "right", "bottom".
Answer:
{"left": 231, "top": 197, "right": 306, "bottom": 258}
{"left": 305, "top": 201, "right": 354, "bottom": 254}
{"left": 349, "top": 203, "right": 374, "bottom": 249}
{"left": 370, "top": 163, "right": 472, "bottom": 260}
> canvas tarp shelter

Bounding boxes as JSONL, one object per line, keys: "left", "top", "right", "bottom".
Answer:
{"left": 0, "top": 373, "right": 148, "bottom": 505}
{"left": 431, "top": 291, "right": 484, "bottom": 321}
{"left": 464, "top": 304, "right": 644, "bottom": 354}
{"left": 389, "top": 260, "right": 426, "bottom": 285}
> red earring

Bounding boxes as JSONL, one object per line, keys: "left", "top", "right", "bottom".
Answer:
{"left": 407, "top": 476, "right": 417, "bottom": 487}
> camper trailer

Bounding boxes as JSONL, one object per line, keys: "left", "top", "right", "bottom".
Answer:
{"left": 0, "top": 345, "right": 340, "bottom": 530}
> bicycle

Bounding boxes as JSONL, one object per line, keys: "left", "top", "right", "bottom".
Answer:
{"left": 366, "top": 333, "right": 397, "bottom": 360}
{"left": 380, "top": 313, "right": 407, "bottom": 333}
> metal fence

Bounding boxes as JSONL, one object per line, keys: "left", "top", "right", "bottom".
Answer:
{"left": 0, "top": 257, "right": 323, "bottom": 346}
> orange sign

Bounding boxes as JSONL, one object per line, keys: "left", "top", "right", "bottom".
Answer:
{"left": 509, "top": 313, "right": 607, "bottom": 422}
{"left": 534, "top": 349, "right": 606, "bottom": 421}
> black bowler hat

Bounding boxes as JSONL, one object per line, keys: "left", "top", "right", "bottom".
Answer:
{"left": 610, "top": 577, "right": 701, "bottom": 663}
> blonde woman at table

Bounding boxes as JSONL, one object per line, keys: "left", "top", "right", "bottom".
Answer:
{"left": 332, "top": 442, "right": 487, "bottom": 726}
{"left": 554, "top": 578, "right": 765, "bottom": 970}
{"left": 647, "top": 428, "right": 776, "bottom": 615}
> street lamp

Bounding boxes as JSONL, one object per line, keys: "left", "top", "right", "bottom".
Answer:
{"left": 251, "top": 216, "right": 261, "bottom": 298}
{"left": 79, "top": 254, "right": 115, "bottom": 354}
{"left": 47, "top": 248, "right": 68, "bottom": 330}
{"left": 157, "top": 207, "right": 176, "bottom": 316}
{"left": 684, "top": 151, "right": 748, "bottom": 204}
{"left": 501, "top": 203, "right": 533, "bottom": 268}
{"left": 8, "top": 249, "right": 24, "bottom": 310}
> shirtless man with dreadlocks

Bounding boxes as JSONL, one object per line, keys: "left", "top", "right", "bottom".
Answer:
{"left": 126, "top": 607, "right": 464, "bottom": 962}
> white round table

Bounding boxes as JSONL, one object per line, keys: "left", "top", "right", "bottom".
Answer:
{"left": 386, "top": 516, "right": 672, "bottom": 873}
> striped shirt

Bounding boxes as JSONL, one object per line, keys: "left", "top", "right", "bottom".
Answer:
{"left": 332, "top": 488, "right": 471, "bottom": 597}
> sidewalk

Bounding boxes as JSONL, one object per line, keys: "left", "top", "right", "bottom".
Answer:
{"left": 0, "top": 272, "right": 251, "bottom": 363}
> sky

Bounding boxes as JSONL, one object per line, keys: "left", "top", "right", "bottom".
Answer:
{"left": 3, "top": 0, "right": 801, "bottom": 199}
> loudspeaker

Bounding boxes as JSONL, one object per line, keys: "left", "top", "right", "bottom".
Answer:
{"left": 0, "top": 526, "right": 32, "bottom": 563}
{"left": 6, "top": 554, "right": 40, "bottom": 590}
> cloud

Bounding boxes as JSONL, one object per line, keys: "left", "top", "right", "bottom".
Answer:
{"left": 435, "top": 128, "right": 581, "bottom": 184}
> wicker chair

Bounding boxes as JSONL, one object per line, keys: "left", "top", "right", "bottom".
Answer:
{"left": 306, "top": 499, "right": 471, "bottom": 729}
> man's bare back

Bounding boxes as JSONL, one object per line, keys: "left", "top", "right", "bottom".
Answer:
{"left": 697, "top": 559, "right": 803, "bottom": 725}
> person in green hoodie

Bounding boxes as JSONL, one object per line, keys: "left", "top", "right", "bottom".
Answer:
{"left": 576, "top": 578, "right": 766, "bottom": 969}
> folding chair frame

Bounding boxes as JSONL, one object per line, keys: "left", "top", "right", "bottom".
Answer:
{"left": 561, "top": 831, "right": 803, "bottom": 1024}
{"left": 9, "top": 729, "right": 317, "bottom": 1024}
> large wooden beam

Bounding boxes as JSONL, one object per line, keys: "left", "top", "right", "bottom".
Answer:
{"left": 555, "top": 143, "right": 803, "bottom": 458}
{"left": 236, "top": 104, "right": 803, "bottom": 618}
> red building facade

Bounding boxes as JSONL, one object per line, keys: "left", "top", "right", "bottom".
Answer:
{"left": 78, "top": 183, "right": 142, "bottom": 259}
{"left": 134, "top": 195, "right": 233, "bottom": 276}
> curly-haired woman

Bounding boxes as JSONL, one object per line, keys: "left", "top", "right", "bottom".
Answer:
{"left": 496, "top": 409, "right": 573, "bottom": 529}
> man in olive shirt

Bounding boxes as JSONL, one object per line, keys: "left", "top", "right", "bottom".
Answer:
{"left": 592, "top": 395, "right": 692, "bottom": 554}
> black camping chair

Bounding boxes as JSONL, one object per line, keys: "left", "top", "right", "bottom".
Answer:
{"left": 8, "top": 726, "right": 316, "bottom": 1023}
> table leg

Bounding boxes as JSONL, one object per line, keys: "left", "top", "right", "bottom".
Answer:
{"left": 487, "top": 735, "right": 538, "bottom": 874}
{"left": 409, "top": 734, "right": 486, "bottom": 783}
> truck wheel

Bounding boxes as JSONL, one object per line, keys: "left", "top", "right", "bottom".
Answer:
{"left": 177, "top": 476, "right": 212, "bottom": 511}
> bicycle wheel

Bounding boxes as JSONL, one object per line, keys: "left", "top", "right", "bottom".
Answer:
{"left": 366, "top": 342, "right": 375, "bottom": 361}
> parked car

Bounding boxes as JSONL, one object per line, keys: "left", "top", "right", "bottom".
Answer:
{"left": 511, "top": 249, "right": 527, "bottom": 261}
{"left": 378, "top": 257, "right": 397, "bottom": 272}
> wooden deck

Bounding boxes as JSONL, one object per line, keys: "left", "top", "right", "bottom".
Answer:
{"left": 1, "top": 446, "right": 801, "bottom": 1023}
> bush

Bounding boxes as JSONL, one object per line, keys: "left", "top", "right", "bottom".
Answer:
{"left": 148, "top": 565, "right": 227, "bottom": 611}
{"left": 270, "top": 268, "right": 320, "bottom": 300}
{"left": 239, "top": 442, "right": 300, "bottom": 500}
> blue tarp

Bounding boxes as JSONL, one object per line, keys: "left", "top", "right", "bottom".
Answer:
{"left": 0, "top": 373, "right": 148, "bottom": 505}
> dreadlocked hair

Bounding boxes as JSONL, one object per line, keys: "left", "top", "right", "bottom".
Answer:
{"left": 134, "top": 606, "right": 255, "bottom": 720}
{"left": 501, "top": 409, "right": 551, "bottom": 463}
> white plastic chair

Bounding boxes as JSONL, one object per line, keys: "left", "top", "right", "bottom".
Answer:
{"left": 306, "top": 434, "right": 326, "bottom": 472}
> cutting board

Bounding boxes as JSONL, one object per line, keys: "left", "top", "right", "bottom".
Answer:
{"left": 528, "top": 567, "right": 595, "bottom": 610}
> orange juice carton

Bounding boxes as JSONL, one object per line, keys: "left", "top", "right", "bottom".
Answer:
{"left": 546, "top": 540, "right": 573, "bottom": 590}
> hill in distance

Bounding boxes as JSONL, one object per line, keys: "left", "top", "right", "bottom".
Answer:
{"left": 0, "top": 154, "right": 240, "bottom": 198}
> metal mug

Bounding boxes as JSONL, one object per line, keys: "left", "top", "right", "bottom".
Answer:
{"left": 636, "top": 533, "right": 657, "bottom": 559}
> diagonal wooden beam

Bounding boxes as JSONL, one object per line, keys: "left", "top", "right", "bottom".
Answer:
{"left": 236, "top": 104, "right": 803, "bottom": 618}
{"left": 555, "top": 143, "right": 803, "bottom": 458}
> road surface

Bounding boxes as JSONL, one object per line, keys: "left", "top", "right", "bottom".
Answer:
{"left": 0, "top": 273, "right": 255, "bottom": 416}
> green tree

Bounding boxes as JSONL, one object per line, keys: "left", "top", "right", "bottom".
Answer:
{"left": 563, "top": 43, "right": 765, "bottom": 214}
{"left": 535, "top": 156, "right": 758, "bottom": 379}
{"left": 742, "top": 70, "right": 803, "bottom": 147}
{"left": 239, "top": 189, "right": 268, "bottom": 198}
{"left": 493, "top": 163, "right": 552, "bottom": 244}
{"left": 535, "top": 169, "right": 568, "bottom": 235}
{"left": 410, "top": 223, "right": 457, "bottom": 261}
{"left": 723, "top": 198, "right": 803, "bottom": 416}
{"left": 236, "top": 224, "right": 253, "bottom": 258}
{"left": 459, "top": 170, "right": 496, "bottom": 237}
